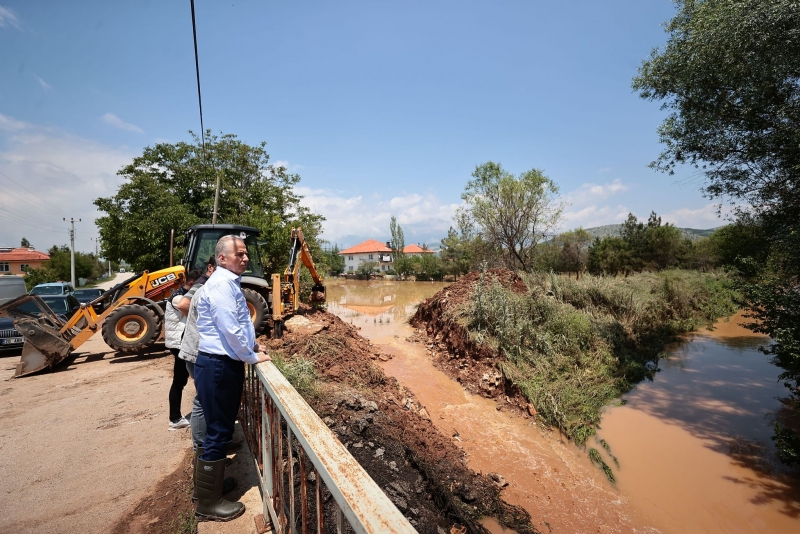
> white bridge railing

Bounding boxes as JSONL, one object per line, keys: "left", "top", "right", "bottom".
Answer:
{"left": 240, "top": 361, "right": 417, "bottom": 534}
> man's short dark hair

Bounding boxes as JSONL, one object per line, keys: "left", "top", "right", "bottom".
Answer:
{"left": 207, "top": 256, "right": 216, "bottom": 267}
{"left": 187, "top": 269, "right": 204, "bottom": 284}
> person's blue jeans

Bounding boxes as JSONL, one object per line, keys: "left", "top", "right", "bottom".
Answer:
{"left": 185, "top": 361, "right": 206, "bottom": 450}
{"left": 194, "top": 352, "right": 244, "bottom": 462}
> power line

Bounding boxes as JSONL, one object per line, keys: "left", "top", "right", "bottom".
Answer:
{"left": 0, "top": 198, "right": 64, "bottom": 228}
{"left": 0, "top": 180, "right": 70, "bottom": 220}
{"left": 189, "top": 0, "right": 220, "bottom": 224}
{"left": 0, "top": 204, "right": 71, "bottom": 239}
{"left": 0, "top": 168, "right": 70, "bottom": 218}
{"left": 0, "top": 210, "right": 68, "bottom": 236}
{"left": 189, "top": 0, "right": 207, "bottom": 159}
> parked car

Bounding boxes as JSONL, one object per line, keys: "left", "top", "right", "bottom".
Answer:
{"left": 0, "top": 318, "right": 23, "bottom": 351}
{"left": 16, "top": 295, "right": 82, "bottom": 322}
{"left": 73, "top": 288, "right": 105, "bottom": 313}
{"left": 0, "top": 275, "right": 28, "bottom": 352}
{"left": 30, "top": 282, "right": 75, "bottom": 296}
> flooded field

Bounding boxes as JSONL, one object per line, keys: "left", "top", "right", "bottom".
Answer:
{"left": 325, "top": 279, "right": 800, "bottom": 533}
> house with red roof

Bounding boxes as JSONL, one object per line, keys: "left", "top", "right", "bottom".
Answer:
{"left": 0, "top": 246, "right": 50, "bottom": 276}
{"left": 339, "top": 239, "right": 394, "bottom": 273}
{"left": 403, "top": 244, "right": 435, "bottom": 256}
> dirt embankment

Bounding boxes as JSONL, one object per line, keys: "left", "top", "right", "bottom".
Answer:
{"left": 409, "top": 270, "right": 529, "bottom": 407}
{"left": 265, "top": 307, "right": 536, "bottom": 534}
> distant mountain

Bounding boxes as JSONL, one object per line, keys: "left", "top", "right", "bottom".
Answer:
{"left": 582, "top": 224, "right": 723, "bottom": 241}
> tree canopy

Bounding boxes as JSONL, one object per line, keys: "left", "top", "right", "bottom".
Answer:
{"left": 634, "top": 0, "right": 800, "bottom": 464}
{"left": 23, "top": 245, "right": 104, "bottom": 290}
{"left": 458, "top": 162, "right": 563, "bottom": 272}
{"left": 94, "top": 132, "right": 324, "bottom": 274}
{"left": 633, "top": 0, "right": 800, "bottom": 212}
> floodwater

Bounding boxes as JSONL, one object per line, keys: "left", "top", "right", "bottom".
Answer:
{"left": 325, "top": 279, "right": 800, "bottom": 533}
{"left": 595, "top": 314, "right": 800, "bottom": 533}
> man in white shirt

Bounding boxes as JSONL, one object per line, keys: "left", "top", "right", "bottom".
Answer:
{"left": 193, "top": 235, "right": 270, "bottom": 521}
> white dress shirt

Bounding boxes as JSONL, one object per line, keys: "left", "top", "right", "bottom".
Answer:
{"left": 195, "top": 266, "right": 258, "bottom": 365}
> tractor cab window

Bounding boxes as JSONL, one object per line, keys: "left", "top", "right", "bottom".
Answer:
{"left": 190, "top": 230, "right": 264, "bottom": 278}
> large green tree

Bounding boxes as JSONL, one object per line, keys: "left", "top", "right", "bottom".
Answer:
{"left": 95, "top": 132, "right": 324, "bottom": 274}
{"left": 458, "top": 162, "right": 563, "bottom": 272}
{"left": 634, "top": 0, "right": 800, "bottom": 464}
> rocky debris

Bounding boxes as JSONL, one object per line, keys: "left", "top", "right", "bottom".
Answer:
{"left": 284, "top": 314, "right": 326, "bottom": 335}
{"left": 488, "top": 472, "right": 509, "bottom": 488}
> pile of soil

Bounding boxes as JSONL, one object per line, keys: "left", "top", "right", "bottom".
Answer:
{"left": 410, "top": 269, "right": 532, "bottom": 409}
{"left": 265, "top": 306, "right": 536, "bottom": 534}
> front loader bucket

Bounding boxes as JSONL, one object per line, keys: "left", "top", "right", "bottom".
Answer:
{"left": 0, "top": 295, "right": 74, "bottom": 377}
{"left": 309, "top": 284, "right": 326, "bottom": 304}
{"left": 15, "top": 319, "right": 73, "bottom": 377}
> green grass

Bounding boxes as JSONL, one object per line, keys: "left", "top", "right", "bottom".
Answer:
{"left": 453, "top": 269, "right": 739, "bottom": 450}
{"left": 168, "top": 511, "right": 197, "bottom": 534}
{"left": 272, "top": 351, "right": 319, "bottom": 397}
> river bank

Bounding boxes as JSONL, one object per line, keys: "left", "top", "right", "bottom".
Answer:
{"left": 325, "top": 276, "right": 800, "bottom": 532}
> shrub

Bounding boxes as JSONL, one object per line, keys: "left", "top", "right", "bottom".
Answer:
{"left": 454, "top": 269, "right": 738, "bottom": 447}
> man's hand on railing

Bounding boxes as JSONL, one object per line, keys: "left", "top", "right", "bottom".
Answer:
{"left": 255, "top": 344, "right": 272, "bottom": 363}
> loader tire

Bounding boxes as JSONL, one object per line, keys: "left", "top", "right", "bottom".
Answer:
{"left": 242, "top": 288, "right": 269, "bottom": 335}
{"left": 102, "top": 304, "right": 160, "bottom": 353}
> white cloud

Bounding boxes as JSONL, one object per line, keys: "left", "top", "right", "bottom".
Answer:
{"left": 101, "top": 112, "right": 144, "bottom": 134}
{"left": 33, "top": 74, "right": 52, "bottom": 91}
{"left": 0, "top": 6, "right": 20, "bottom": 29}
{"left": 0, "top": 113, "right": 27, "bottom": 132}
{"left": 563, "top": 178, "right": 628, "bottom": 207}
{"left": 0, "top": 114, "right": 134, "bottom": 251}
{"left": 295, "top": 186, "right": 460, "bottom": 247}
{"left": 661, "top": 203, "right": 732, "bottom": 229}
{"left": 560, "top": 178, "right": 630, "bottom": 229}
{"left": 562, "top": 204, "right": 630, "bottom": 229}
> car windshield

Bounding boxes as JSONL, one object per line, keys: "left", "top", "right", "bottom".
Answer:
{"left": 31, "top": 286, "right": 64, "bottom": 295}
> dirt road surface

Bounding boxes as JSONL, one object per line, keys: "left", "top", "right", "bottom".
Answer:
{"left": 0, "top": 274, "right": 263, "bottom": 534}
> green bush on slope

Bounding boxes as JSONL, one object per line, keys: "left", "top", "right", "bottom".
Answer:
{"left": 455, "top": 269, "right": 739, "bottom": 446}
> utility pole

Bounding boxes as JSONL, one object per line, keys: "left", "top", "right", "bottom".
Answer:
{"left": 64, "top": 218, "right": 81, "bottom": 288}
{"left": 212, "top": 169, "right": 222, "bottom": 224}
{"left": 91, "top": 237, "right": 101, "bottom": 272}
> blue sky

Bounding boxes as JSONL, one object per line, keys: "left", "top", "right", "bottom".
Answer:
{"left": 0, "top": 1, "right": 728, "bottom": 254}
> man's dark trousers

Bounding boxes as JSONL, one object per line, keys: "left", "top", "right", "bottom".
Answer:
{"left": 195, "top": 352, "right": 245, "bottom": 462}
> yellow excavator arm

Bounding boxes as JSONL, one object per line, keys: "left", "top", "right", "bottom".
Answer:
{"left": 271, "top": 227, "right": 326, "bottom": 336}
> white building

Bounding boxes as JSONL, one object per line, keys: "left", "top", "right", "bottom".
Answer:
{"left": 339, "top": 239, "right": 394, "bottom": 273}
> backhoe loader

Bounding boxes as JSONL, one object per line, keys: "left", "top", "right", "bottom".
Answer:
{"left": 271, "top": 227, "right": 326, "bottom": 338}
{"left": 0, "top": 266, "right": 186, "bottom": 376}
{"left": 0, "top": 225, "right": 325, "bottom": 376}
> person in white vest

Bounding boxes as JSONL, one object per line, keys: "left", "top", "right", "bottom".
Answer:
{"left": 165, "top": 269, "right": 202, "bottom": 430}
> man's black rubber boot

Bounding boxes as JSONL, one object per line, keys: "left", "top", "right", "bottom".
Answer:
{"left": 194, "top": 457, "right": 245, "bottom": 521}
{"left": 193, "top": 447, "right": 236, "bottom": 501}
{"left": 195, "top": 446, "right": 233, "bottom": 467}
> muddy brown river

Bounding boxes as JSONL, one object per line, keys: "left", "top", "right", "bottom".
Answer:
{"left": 325, "top": 279, "right": 800, "bottom": 533}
